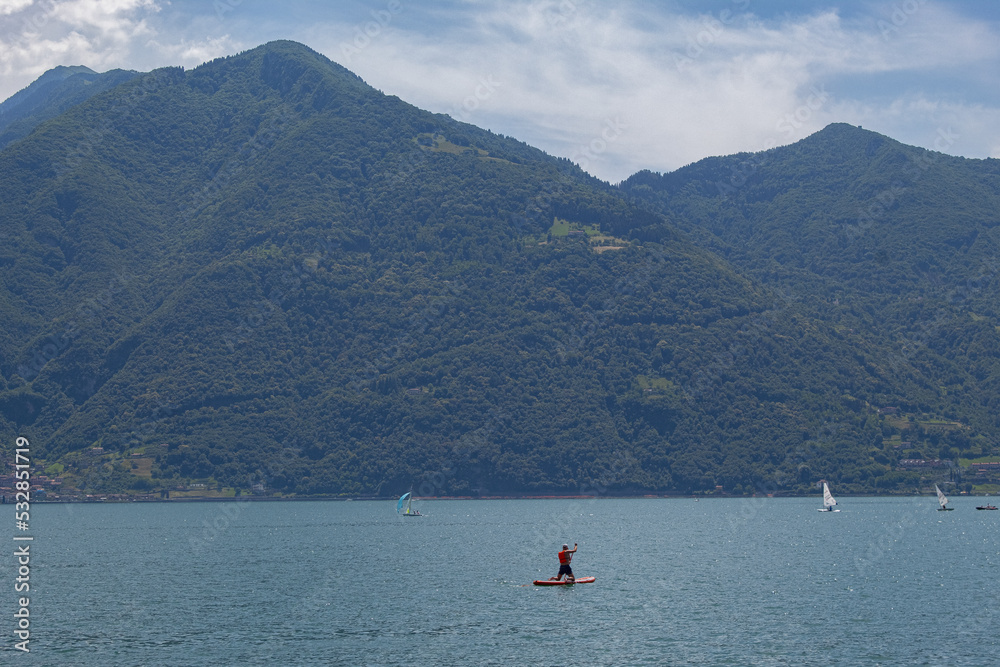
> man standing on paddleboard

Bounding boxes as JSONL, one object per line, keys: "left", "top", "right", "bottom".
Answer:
{"left": 551, "top": 543, "right": 577, "bottom": 582}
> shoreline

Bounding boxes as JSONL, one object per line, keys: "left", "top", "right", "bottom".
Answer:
{"left": 17, "top": 491, "right": 997, "bottom": 504}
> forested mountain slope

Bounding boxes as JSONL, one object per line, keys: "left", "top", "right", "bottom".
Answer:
{"left": 0, "top": 65, "right": 139, "bottom": 150}
{"left": 622, "top": 124, "right": 1000, "bottom": 468}
{"left": 0, "top": 43, "right": 991, "bottom": 497}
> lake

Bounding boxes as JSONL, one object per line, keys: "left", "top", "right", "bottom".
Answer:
{"left": 3, "top": 496, "right": 998, "bottom": 665}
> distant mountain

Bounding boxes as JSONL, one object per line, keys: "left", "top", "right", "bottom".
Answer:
{"left": 0, "top": 65, "right": 139, "bottom": 149}
{"left": 0, "top": 42, "right": 994, "bottom": 498}
{"left": 624, "top": 123, "right": 1000, "bottom": 299}
{"left": 622, "top": 123, "right": 1000, "bottom": 453}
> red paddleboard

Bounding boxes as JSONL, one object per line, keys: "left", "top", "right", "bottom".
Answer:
{"left": 533, "top": 576, "right": 596, "bottom": 586}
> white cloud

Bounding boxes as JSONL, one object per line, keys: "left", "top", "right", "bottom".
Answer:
{"left": 143, "top": 34, "right": 243, "bottom": 67}
{"left": 1, "top": 0, "right": 999, "bottom": 181}
{"left": 306, "top": 1, "right": 1000, "bottom": 180}
{"left": 0, "top": 1, "right": 159, "bottom": 82}
{"left": 0, "top": 0, "right": 33, "bottom": 16}
{"left": 0, "top": 0, "right": 243, "bottom": 99}
{"left": 51, "top": 0, "right": 158, "bottom": 35}
{"left": 826, "top": 94, "right": 1000, "bottom": 162}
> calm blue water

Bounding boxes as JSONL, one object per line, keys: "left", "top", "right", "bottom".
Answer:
{"left": 3, "top": 497, "right": 998, "bottom": 665}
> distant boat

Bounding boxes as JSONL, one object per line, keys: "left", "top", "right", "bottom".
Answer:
{"left": 818, "top": 482, "right": 840, "bottom": 512}
{"left": 935, "top": 485, "right": 954, "bottom": 511}
{"left": 396, "top": 492, "right": 421, "bottom": 516}
{"left": 975, "top": 504, "right": 998, "bottom": 510}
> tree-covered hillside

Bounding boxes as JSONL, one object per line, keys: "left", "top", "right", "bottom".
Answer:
{"left": 0, "top": 43, "right": 994, "bottom": 498}
{"left": 0, "top": 65, "right": 139, "bottom": 150}
{"left": 622, "top": 124, "right": 1000, "bottom": 475}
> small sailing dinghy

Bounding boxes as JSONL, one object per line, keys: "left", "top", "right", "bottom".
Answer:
{"left": 935, "top": 484, "right": 954, "bottom": 511}
{"left": 397, "top": 492, "right": 421, "bottom": 517}
{"left": 818, "top": 482, "right": 840, "bottom": 512}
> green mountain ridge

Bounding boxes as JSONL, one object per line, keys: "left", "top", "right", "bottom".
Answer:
{"left": 0, "top": 41, "right": 995, "bottom": 498}
{"left": 622, "top": 123, "right": 1000, "bottom": 454}
{"left": 0, "top": 65, "right": 140, "bottom": 150}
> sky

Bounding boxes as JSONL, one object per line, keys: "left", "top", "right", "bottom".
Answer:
{"left": 1, "top": 0, "right": 999, "bottom": 182}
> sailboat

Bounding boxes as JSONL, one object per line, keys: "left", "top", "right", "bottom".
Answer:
{"left": 396, "top": 491, "right": 421, "bottom": 517}
{"left": 818, "top": 482, "right": 840, "bottom": 512}
{"left": 935, "top": 484, "right": 954, "bottom": 511}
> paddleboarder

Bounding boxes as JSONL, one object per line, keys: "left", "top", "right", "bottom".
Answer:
{"left": 550, "top": 543, "right": 577, "bottom": 582}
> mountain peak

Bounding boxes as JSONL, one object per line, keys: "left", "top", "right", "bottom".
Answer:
{"left": 1, "top": 65, "right": 97, "bottom": 110}
{"left": 175, "top": 38, "right": 371, "bottom": 114}
{"left": 0, "top": 65, "right": 138, "bottom": 149}
{"left": 41, "top": 64, "right": 97, "bottom": 79}
{"left": 794, "top": 122, "right": 902, "bottom": 156}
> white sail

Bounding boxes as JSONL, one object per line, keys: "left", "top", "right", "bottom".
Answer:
{"left": 823, "top": 482, "right": 837, "bottom": 508}
{"left": 935, "top": 484, "right": 949, "bottom": 508}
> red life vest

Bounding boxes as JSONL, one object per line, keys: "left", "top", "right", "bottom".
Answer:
{"left": 558, "top": 549, "right": 571, "bottom": 565}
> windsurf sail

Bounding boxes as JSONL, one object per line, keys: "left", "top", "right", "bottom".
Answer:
{"left": 396, "top": 492, "right": 411, "bottom": 514}
{"left": 822, "top": 482, "right": 837, "bottom": 509}
{"left": 935, "top": 484, "right": 950, "bottom": 509}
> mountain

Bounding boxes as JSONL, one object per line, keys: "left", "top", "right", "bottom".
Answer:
{"left": 0, "top": 65, "right": 139, "bottom": 149}
{"left": 0, "top": 42, "right": 994, "bottom": 498}
{"left": 622, "top": 123, "right": 1000, "bottom": 463}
